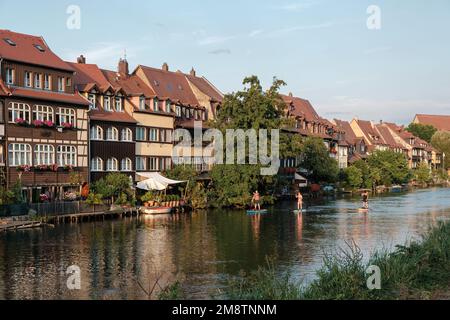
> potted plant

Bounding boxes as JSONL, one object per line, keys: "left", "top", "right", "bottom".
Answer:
{"left": 64, "top": 164, "right": 74, "bottom": 172}
{"left": 16, "top": 165, "right": 31, "bottom": 172}
{"left": 43, "top": 120, "right": 55, "bottom": 128}
{"left": 15, "top": 118, "right": 27, "bottom": 126}
{"left": 50, "top": 164, "right": 58, "bottom": 172}
{"left": 33, "top": 119, "right": 44, "bottom": 128}
{"left": 34, "top": 164, "right": 49, "bottom": 172}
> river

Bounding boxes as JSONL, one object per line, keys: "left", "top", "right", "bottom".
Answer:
{"left": 1, "top": 187, "right": 449, "bottom": 300}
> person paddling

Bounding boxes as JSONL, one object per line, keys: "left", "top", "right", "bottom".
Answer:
{"left": 252, "top": 191, "right": 261, "bottom": 211}
{"left": 362, "top": 191, "right": 369, "bottom": 209}
{"left": 296, "top": 190, "right": 303, "bottom": 211}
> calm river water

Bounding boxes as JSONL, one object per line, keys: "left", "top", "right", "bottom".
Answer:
{"left": 1, "top": 187, "right": 449, "bottom": 300}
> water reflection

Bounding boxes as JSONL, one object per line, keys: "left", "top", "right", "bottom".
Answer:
{"left": 1, "top": 188, "right": 449, "bottom": 299}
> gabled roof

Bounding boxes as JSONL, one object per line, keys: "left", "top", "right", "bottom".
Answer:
{"left": 374, "top": 124, "right": 405, "bottom": 149}
{"left": 68, "top": 62, "right": 112, "bottom": 92}
{"left": 185, "top": 74, "right": 223, "bottom": 103}
{"left": 101, "top": 69, "right": 155, "bottom": 98}
{"left": 89, "top": 109, "right": 137, "bottom": 123}
{"left": 354, "top": 119, "right": 386, "bottom": 146}
{"left": 136, "top": 65, "right": 200, "bottom": 106}
{"left": 281, "top": 94, "right": 321, "bottom": 123}
{"left": 333, "top": 119, "right": 364, "bottom": 145}
{"left": 415, "top": 114, "right": 450, "bottom": 132}
{"left": 0, "top": 29, "right": 74, "bottom": 72}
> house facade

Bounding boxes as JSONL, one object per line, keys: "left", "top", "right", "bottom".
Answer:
{"left": 0, "top": 30, "right": 90, "bottom": 201}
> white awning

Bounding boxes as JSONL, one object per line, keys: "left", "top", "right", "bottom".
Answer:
{"left": 136, "top": 172, "right": 187, "bottom": 191}
{"left": 295, "top": 173, "right": 307, "bottom": 182}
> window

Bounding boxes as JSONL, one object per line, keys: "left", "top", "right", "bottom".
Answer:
{"left": 33, "top": 105, "right": 54, "bottom": 122}
{"left": 165, "top": 130, "right": 173, "bottom": 143}
{"left": 66, "top": 78, "right": 72, "bottom": 87}
{"left": 153, "top": 98, "right": 159, "bottom": 112}
{"left": 139, "top": 96, "right": 146, "bottom": 110}
{"left": 176, "top": 105, "right": 181, "bottom": 117}
{"left": 5, "top": 68, "right": 14, "bottom": 85}
{"left": 88, "top": 94, "right": 96, "bottom": 109}
{"left": 25, "top": 72, "right": 32, "bottom": 87}
{"left": 115, "top": 97, "right": 123, "bottom": 111}
{"left": 90, "top": 125, "right": 103, "bottom": 140}
{"left": 121, "top": 158, "right": 132, "bottom": 171}
{"left": 106, "top": 157, "right": 118, "bottom": 171}
{"left": 106, "top": 127, "right": 119, "bottom": 141}
{"left": 44, "top": 74, "right": 51, "bottom": 90}
{"left": 136, "top": 127, "right": 146, "bottom": 141}
{"left": 58, "top": 77, "right": 65, "bottom": 92}
{"left": 57, "top": 108, "right": 76, "bottom": 126}
{"left": 136, "top": 157, "right": 146, "bottom": 171}
{"left": 91, "top": 157, "right": 103, "bottom": 171}
{"left": 149, "top": 128, "right": 159, "bottom": 142}
{"left": 103, "top": 96, "right": 112, "bottom": 111}
{"left": 149, "top": 157, "right": 159, "bottom": 171}
{"left": 8, "top": 143, "right": 32, "bottom": 166}
{"left": 57, "top": 145, "right": 77, "bottom": 166}
{"left": 161, "top": 157, "right": 172, "bottom": 171}
{"left": 160, "top": 129, "right": 165, "bottom": 143}
{"left": 34, "top": 73, "right": 42, "bottom": 89}
{"left": 121, "top": 128, "right": 133, "bottom": 141}
{"left": 34, "top": 144, "right": 55, "bottom": 165}
{"left": 165, "top": 100, "right": 171, "bottom": 113}
{"left": 4, "top": 38, "right": 16, "bottom": 46}
{"left": 9, "top": 102, "right": 31, "bottom": 123}
{"left": 34, "top": 44, "right": 45, "bottom": 52}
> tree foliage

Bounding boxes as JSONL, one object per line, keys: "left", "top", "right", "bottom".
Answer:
{"left": 367, "top": 150, "right": 410, "bottom": 186}
{"left": 344, "top": 165, "right": 363, "bottom": 189}
{"left": 431, "top": 131, "right": 450, "bottom": 170}
{"left": 92, "top": 173, "right": 133, "bottom": 202}
{"left": 414, "top": 162, "right": 432, "bottom": 185}
{"left": 406, "top": 123, "right": 437, "bottom": 143}
{"left": 298, "top": 137, "right": 339, "bottom": 183}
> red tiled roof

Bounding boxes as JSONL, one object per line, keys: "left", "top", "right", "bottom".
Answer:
{"left": 89, "top": 109, "right": 137, "bottom": 123}
{"left": 0, "top": 29, "right": 74, "bottom": 72}
{"left": 101, "top": 70, "right": 155, "bottom": 97}
{"left": 415, "top": 114, "right": 450, "bottom": 131}
{"left": 333, "top": 119, "right": 362, "bottom": 145}
{"left": 68, "top": 62, "right": 112, "bottom": 92}
{"left": 137, "top": 65, "right": 200, "bottom": 106}
{"left": 374, "top": 124, "right": 404, "bottom": 149}
{"left": 281, "top": 94, "right": 321, "bottom": 123}
{"left": 185, "top": 74, "right": 223, "bottom": 103}
{"left": 8, "top": 87, "right": 90, "bottom": 106}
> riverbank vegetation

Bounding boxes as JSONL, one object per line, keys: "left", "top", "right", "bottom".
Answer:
{"left": 226, "top": 221, "right": 450, "bottom": 300}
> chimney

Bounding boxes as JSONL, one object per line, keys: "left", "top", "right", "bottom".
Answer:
{"left": 190, "top": 67, "right": 196, "bottom": 77}
{"left": 162, "top": 62, "right": 169, "bottom": 71}
{"left": 118, "top": 58, "right": 129, "bottom": 76}
{"left": 288, "top": 92, "right": 293, "bottom": 97}
{"left": 77, "top": 55, "right": 86, "bottom": 64}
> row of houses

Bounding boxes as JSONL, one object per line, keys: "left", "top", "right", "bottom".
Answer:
{"left": 0, "top": 30, "right": 447, "bottom": 202}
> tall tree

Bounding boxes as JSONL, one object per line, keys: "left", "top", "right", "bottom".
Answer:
{"left": 406, "top": 123, "right": 437, "bottom": 143}
{"left": 367, "top": 150, "right": 410, "bottom": 186}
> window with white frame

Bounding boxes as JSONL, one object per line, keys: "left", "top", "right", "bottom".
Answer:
{"left": 8, "top": 143, "right": 32, "bottom": 166}
{"left": 34, "top": 144, "right": 55, "bottom": 165}
{"left": 121, "top": 128, "right": 133, "bottom": 141}
{"left": 103, "top": 96, "right": 111, "bottom": 111}
{"left": 6, "top": 68, "right": 14, "bottom": 85}
{"left": 91, "top": 157, "right": 103, "bottom": 171}
{"left": 160, "top": 129, "right": 165, "bottom": 143}
{"left": 9, "top": 102, "right": 31, "bottom": 123}
{"left": 25, "top": 71, "right": 32, "bottom": 87}
{"left": 136, "top": 127, "right": 146, "bottom": 141}
{"left": 44, "top": 74, "right": 51, "bottom": 90}
{"left": 57, "top": 145, "right": 77, "bottom": 166}
{"left": 121, "top": 158, "right": 132, "bottom": 171}
{"left": 149, "top": 128, "right": 159, "bottom": 142}
{"left": 88, "top": 93, "right": 96, "bottom": 109}
{"left": 176, "top": 105, "right": 181, "bottom": 117}
{"left": 115, "top": 97, "right": 123, "bottom": 111}
{"left": 139, "top": 96, "right": 146, "bottom": 110}
{"left": 58, "top": 77, "right": 65, "bottom": 92}
{"left": 34, "top": 73, "right": 42, "bottom": 89}
{"left": 33, "top": 105, "right": 54, "bottom": 122}
{"left": 165, "top": 100, "right": 171, "bottom": 113}
{"left": 90, "top": 125, "right": 103, "bottom": 140}
{"left": 106, "top": 157, "right": 118, "bottom": 171}
{"left": 149, "top": 157, "right": 159, "bottom": 171}
{"left": 57, "top": 108, "right": 76, "bottom": 126}
{"left": 136, "top": 156, "right": 146, "bottom": 171}
{"left": 106, "top": 127, "right": 119, "bottom": 141}
{"left": 153, "top": 98, "right": 159, "bottom": 112}
{"left": 165, "top": 129, "right": 173, "bottom": 143}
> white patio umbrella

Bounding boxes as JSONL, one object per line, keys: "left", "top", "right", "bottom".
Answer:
{"left": 136, "top": 178, "right": 168, "bottom": 191}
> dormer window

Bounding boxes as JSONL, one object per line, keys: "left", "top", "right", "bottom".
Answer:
{"left": 175, "top": 105, "right": 181, "bottom": 117}
{"left": 57, "top": 77, "right": 65, "bottom": 92}
{"left": 5, "top": 68, "right": 14, "bottom": 85}
{"left": 3, "top": 38, "right": 16, "bottom": 46}
{"left": 104, "top": 96, "right": 111, "bottom": 111}
{"left": 139, "top": 96, "right": 146, "bottom": 110}
{"left": 44, "top": 74, "right": 51, "bottom": 90}
{"left": 34, "top": 44, "right": 45, "bottom": 52}
{"left": 165, "top": 100, "right": 171, "bottom": 113}
{"left": 115, "top": 97, "right": 123, "bottom": 112}
{"left": 153, "top": 98, "right": 159, "bottom": 112}
{"left": 34, "top": 73, "right": 42, "bottom": 89}
{"left": 88, "top": 94, "right": 96, "bottom": 109}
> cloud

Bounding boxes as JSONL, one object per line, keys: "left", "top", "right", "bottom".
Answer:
{"left": 208, "top": 49, "right": 232, "bottom": 55}
{"left": 197, "top": 35, "right": 237, "bottom": 46}
{"left": 249, "top": 29, "right": 264, "bottom": 37}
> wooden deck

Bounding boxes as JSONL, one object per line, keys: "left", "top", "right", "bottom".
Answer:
{"left": 0, "top": 220, "right": 43, "bottom": 231}
{"left": 45, "top": 207, "right": 139, "bottom": 224}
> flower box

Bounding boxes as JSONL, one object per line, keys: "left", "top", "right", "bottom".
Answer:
{"left": 16, "top": 165, "right": 32, "bottom": 172}
{"left": 14, "top": 118, "right": 28, "bottom": 126}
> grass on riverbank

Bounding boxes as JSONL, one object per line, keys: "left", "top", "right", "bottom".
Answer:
{"left": 226, "top": 221, "right": 450, "bottom": 300}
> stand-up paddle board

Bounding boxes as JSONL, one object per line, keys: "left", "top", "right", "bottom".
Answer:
{"left": 357, "top": 208, "right": 369, "bottom": 213}
{"left": 247, "top": 209, "right": 268, "bottom": 214}
{"left": 293, "top": 209, "right": 307, "bottom": 213}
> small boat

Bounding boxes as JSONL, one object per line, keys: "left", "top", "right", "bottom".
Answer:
{"left": 293, "top": 209, "right": 308, "bottom": 213}
{"left": 139, "top": 206, "right": 172, "bottom": 215}
{"left": 390, "top": 185, "right": 403, "bottom": 193}
{"left": 247, "top": 209, "right": 268, "bottom": 214}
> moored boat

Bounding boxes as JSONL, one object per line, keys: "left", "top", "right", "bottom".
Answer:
{"left": 139, "top": 206, "right": 172, "bottom": 215}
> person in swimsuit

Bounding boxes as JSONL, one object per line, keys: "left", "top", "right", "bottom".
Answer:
{"left": 362, "top": 191, "right": 369, "bottom": 209}
{"left": 252, "top": 191, "right": 261, "bottom": 211}
{"left": 296, "top": 191, "right": 303, "bottom": 211}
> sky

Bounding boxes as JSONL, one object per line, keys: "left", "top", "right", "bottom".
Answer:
{"left": 1, "top": 0, "right": 449, "bottom": 124}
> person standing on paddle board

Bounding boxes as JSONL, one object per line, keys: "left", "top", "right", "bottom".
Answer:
{"left": 362, "top": 191, "right": 369, "bottom": 209}
{"left": 252, "top": 191, "right": 261, "bottom": 211}
{"left": 296, "top": 191, "right": 303, "bottom": 211}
